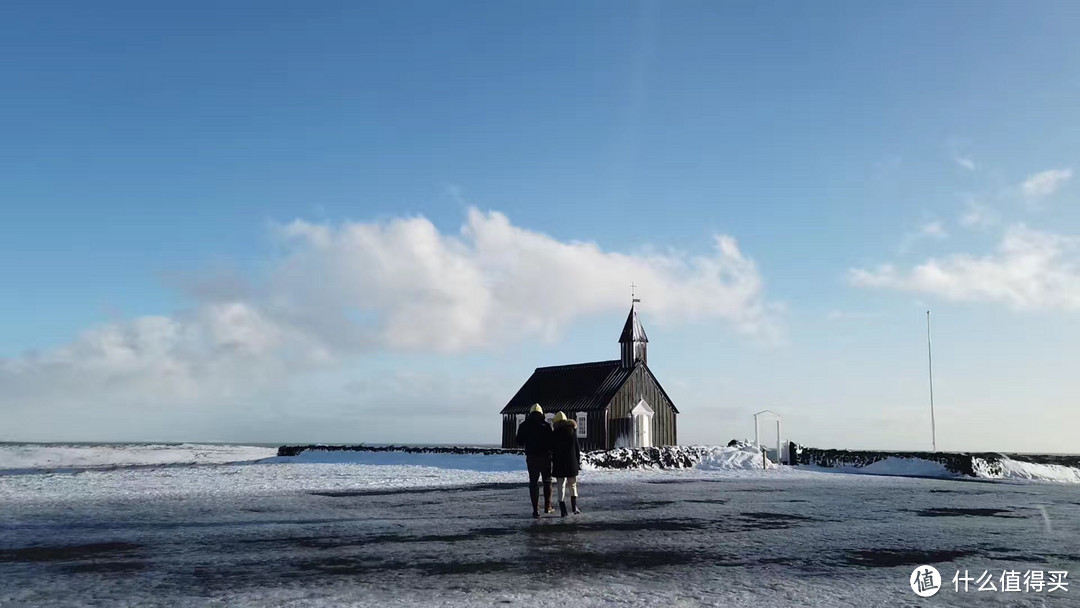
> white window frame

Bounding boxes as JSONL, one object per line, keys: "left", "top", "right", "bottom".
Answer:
{"left": 516, "top": 414, "right": 525, "bottom": 426}
{"left": 576, "top": 413, "right": 588, "bottom": 438}
{"left": 545, "top": 413, "right": 554, "bottom": 424}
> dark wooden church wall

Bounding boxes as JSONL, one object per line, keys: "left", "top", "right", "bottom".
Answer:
{"left": 501, "top": 415, "right": 518, "bottom": 449}
{"left": 605, "top": 365, "right": 677, "bottom": 448}
{"left": 607, "top": 416, "right": 633, "bottom": 449}
{"left": 548, "top": 411, "right": 607, "bottom": 453}
{"left": 503, "top": 413, "right": 606, "bottom": 452}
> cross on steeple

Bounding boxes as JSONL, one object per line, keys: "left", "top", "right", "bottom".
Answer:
{"left": 631, "top": 282, "right": 641, "bottom": 305}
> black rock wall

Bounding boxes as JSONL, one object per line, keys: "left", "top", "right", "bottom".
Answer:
{"left": 276, "top": 444, "right": 522, "bottom": 457}
{"left": 787, "top": 443, "right": 983, "bottom": 476}
{"left": 276, "top": 444, "right": 709, "bottom": 469}
{"left": 581, "top": 446, "right": 711, "bottom": 470}
{"left": 786, "top": 443, "right": 1080, "bottom": 477}
{"left": 277, "top": 443, "right": 1080, "bottom": 477}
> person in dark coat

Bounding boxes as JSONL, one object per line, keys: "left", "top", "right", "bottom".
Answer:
{"left": 515, "top": 404, "right": 553, "bottom": 518}
{"left": 550, "top": 411, "right": 582, "bottom": 517}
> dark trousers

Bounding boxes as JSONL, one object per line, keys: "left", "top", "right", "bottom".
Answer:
{"left": 526, "top": 455, "right": 551, "bottom": 506}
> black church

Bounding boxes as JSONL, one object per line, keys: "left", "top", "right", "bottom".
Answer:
{"left": 500, "top": 304, "right": 679, "bottom": 452}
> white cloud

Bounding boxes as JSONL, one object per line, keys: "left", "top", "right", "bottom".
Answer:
{"left": 954, "top": 156, "right": 977, "bottom": 171}
{"left": 919, "top": 220, "right": 948, "bottom": 239}
{"left": 1021, "top": 168, "right": 1072, "bottom": 200}
{"left": 826, "top": 310, "right": 883, "bottom": 321}
{"left": 1, "top": 208, "right": 778, "bottom": 439}
{"left": 850, "top": 224, "right": 1080, "bottom": 311}
{"left": 0, "top": 303, "right": 332, "bottom": 410}
{"left": 959, "top": 199, "right": 999, "bottom": 229}
{"left": 269, "top": 208, "right": 778, "bottom": 351}
{"left": 897, "top": 219, "right": 949, "bottom": 254}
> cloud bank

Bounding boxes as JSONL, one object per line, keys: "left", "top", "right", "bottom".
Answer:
{"left": 850, "top": 224, "right": 1080, "bottom": 311}
{"left": 271, "top": 208, "right": 777, "bottom": 352}
{"left": 1021, "top": 168, "right": 1072, "bottom": 200}
{"left": 954, "top": 156, "right": 976, "bottom": 171}
{"left": 1, "top": 208, "right": 777, "bottom": 439}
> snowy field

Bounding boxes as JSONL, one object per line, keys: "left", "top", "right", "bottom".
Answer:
{"left": 0, "top": 443, "right": 278, "bottom": 473}
{"left": 1, "top": 445, "right": 1077, "bottom": 607}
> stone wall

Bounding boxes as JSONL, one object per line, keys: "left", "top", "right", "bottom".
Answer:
{"left": 788, "top": 443, "right": 1080, "bottom": 477}
{"left": 277, "top": 443, "right": 1080, "bottom": 477}
{"left": 276, "top": 443, "right": 707, "bottom": 469}
{"left": 276, "top": 444, "right": 521, "bottom": 457}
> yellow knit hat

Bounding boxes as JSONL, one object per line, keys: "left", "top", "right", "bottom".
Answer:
{"left": 553, "top": 411, "right": 567, "bottom": 423}
{"left": 529, "top": 404, "right": 543, "bottom": 414}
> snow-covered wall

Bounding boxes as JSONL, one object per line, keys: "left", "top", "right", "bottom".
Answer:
{"left": 582, "top": 443, "right": 774, "bottom": 470}
{"left": 275, "top": 443, "right": 1080, "bottom": 481}
{"left": 790, "top": 443, "right": 1080, "bottom": 483}
{"left": 276, "top": 443, "right": 772, "bottom": 471}
{"left": 582, "top": 446, "right": 709, "bottom": 470}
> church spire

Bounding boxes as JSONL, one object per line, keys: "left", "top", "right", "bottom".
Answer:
{"left": 619, "top": 288, "right": 648, "bottom": 368}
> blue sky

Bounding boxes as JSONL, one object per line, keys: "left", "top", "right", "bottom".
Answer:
{"left": 3, "top": 1, "right": 1079, "bottom": 451}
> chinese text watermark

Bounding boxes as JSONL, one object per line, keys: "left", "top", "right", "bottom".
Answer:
{"left": 910, "top": 566, "right": 1068, "bottom": 596}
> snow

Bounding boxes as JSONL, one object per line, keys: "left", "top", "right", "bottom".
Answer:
{"left": 6, "top": 442, "right": 1078, "bottom": 485}
{"left": 0, "top": 443, "right": 276, "bottom": 474}
{"left": 804, "top": 456, "right": 958, "bottom": 479}
{"left": 973, "top": 456, "right": 1080, "bottom": 484}
{"left": 2, "top": 445, "right": 1078, "bottom": 607}
{"left": 858, "top": 456, "right": 955, "bottom": 477}
{"left": 696, "top": 444, "right": 776, "bottom": 471}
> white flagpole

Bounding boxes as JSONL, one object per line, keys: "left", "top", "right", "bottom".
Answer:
{"left": 927, "top": 310, "right": 937, "bottom": 452}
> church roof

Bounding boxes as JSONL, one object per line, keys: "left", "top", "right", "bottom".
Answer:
{"left": 499, "top": 360, "right": 632, "bottom": 414}
{"left": 500, "top": 359, "right": 679, "bottom": 415}
{"left": 618, "top": 306, "right": 648, "bottom": 343}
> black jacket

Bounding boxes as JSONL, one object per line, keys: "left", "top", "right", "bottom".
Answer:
{"left": 550, "top": 419, "right": 581, "bottom": 478}
{"left": 515, "top": 412, "right": 552, "bottom": 457}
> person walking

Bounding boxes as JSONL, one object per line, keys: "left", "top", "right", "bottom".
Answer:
{"left": 515, "top": 404, "right": 553, "bottom": 518}
{"left": 550, "top": 411, "right": 582, "bottom": 517}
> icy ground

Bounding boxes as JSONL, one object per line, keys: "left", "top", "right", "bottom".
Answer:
{"left": 0, "top": 443, "right": 277, "bottom": 473}
{"left": 1, "top": 448, "right": 1078, "bottom": 607}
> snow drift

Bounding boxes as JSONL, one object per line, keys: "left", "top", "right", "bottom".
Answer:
{"left": 972, "top": 455, "right": 1080, "bottom": 483}
{"left": 696, "top": 444, "right": 776, "bottom": 471}
{"left": 807, "top": 456, "right": 958, "bottom": 479}
{"left": 0, "top": 443, "right": 276, "bottom": 474}
{"left": 792, "top": 444, "right": 1080, "bottom": 483}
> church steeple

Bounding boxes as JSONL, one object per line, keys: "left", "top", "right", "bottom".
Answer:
{"left": 619, "top": 296, "right": 648, "bottom": 368}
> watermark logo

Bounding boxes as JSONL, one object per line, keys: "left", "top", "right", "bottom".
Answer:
{"left": 908, "top": 567, "right": 1069, "bottom": 595}
{"left": 911, "top": 565, "right": 942, "bottom": 597}
{"left": 953, "top": 569, "right": 1069, "bottom": 593}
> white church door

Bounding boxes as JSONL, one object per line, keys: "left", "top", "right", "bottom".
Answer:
{"left": 630, "top": 399, "right": 654, "bottom": 448}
